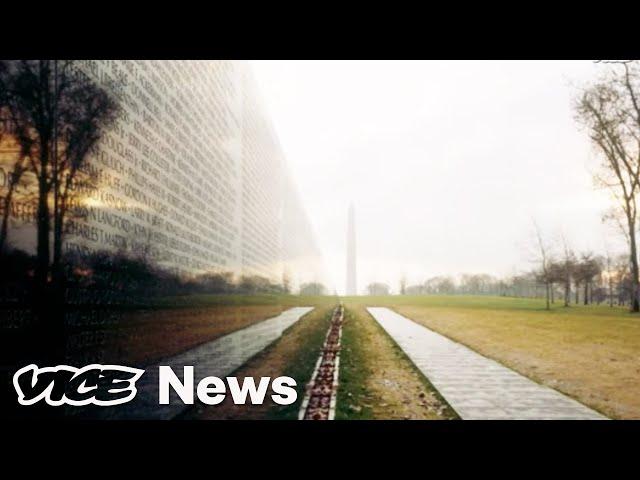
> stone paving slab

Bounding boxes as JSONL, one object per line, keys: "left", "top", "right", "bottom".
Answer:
{"left": 367, "top": 307, "right": 606, "bottom": 420}
{"left": 99, "top": 306, "right": 314, "bottom": 419}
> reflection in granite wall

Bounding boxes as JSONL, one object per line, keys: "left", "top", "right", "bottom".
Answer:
{"left": 0, "top": 60, "right": 326, "bottom": 290}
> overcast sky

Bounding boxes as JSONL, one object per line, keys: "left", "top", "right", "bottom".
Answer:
{"left": 250, "top": 60, "right": 624, "bottom": 295}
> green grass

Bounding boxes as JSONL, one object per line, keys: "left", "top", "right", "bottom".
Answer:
{"left": 343, "top": 294, "right": 636, "bottom": 317}
{"left": 266, "top": 308, "right": 334, "bottom": 420}
{"left": 336, "top": 304, "right": 456, "bottom": 420}
{"left": 335, "top": 307, "right": 375, "bottom": 420}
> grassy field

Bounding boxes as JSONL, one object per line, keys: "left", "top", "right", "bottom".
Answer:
{"left": 336, "top": 303, "right": 457, "bottom": 420}
{"left": 54, "top": 292, "right": 640, "bottom": 419}
{"left": 344, "top": 295, "right": 640, "bottom": 419}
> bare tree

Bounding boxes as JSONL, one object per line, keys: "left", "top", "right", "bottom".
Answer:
{"left": 366, "top": 282, "right": 390, "bottom": 296}
{"left": 0, "top": 157, "right": 30, "bottom": 253}
{"left": 575, "top": 61, "right": 640, "bottom": 311}
{"left": 0, "top": 84, "right": 37, "bottom": 254}
{"left": 51, "top": 74, "right": 119, "bottom": 284}
{"left": 574, "top": 253, "right": 602, "bottom": 305}
{"left": 424, "top": 276, "right": 456, "bottom": 294}
{"left": 547, "top": 261, "right": 566, "bottom": 305}
{"left": 282, "top": 268, "right": 291, "bottom": 294}
{"left": 604, "top": 245, "right": 615, "bottom": 307}
{"left": 399, "top": 274, "right": 406, "bottom": 295}
{"left": 559, "top": 235, "right": 576, "bottom": 307}
{"left": 299, "top": 282, "right": 326, "bottom": 296}
{"left": 533, "top": 221, "right": 553, "bottom": 310}
{"left": 0, "top": 60, "right": 119, "bottom": 295}
{"left": 613, "top": 253, "right": 632, "bottom": 305}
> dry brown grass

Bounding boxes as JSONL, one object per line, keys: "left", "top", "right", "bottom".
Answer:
{"left": 393, "top": 303, "right": 640, "bottom": 419}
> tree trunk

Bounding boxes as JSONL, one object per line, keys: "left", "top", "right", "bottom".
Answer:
{"left": 0, "top": 181, "right": 15, "bottom": 253}
{"left": 545, "top": 282, "right": 550, "bottom": 310}
{"left": 629, "top": 220, "right": 640, "bottom": 312}
{"left": 52, "top": 207, "right": 64, "bottom": 276}
{"left": 1, "top": 158, "right": 28, "bottom": 253}
{"left": 584, "top": 281, "right": 589, "bottom": 305}
{"left": 575, "top": 283, "right": 579, "bottom": 304}
{"left": 609, "top": 278, "right": 614, "bottom": 307}
{"left": 35, "top": 143, "right": 50, "bottom": 294}
{"left": 564, "top": 277, "right": 570, "bottom": 307}
{"left": 51, "top": 207, "right": 65, "bottom": 302}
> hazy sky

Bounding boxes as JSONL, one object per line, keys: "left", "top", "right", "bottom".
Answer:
{"left": 250, "top": 60, "right": 624, "bottom": 294}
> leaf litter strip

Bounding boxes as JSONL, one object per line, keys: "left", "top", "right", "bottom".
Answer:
{"left": 298, "top": 304, "right": 344, "bottom": 420}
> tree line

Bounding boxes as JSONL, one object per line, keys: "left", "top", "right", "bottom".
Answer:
{"left": 395, "top": 61, "right": 640, "bottom": 313}
{"left": 1, "top": 247, "right": 321, "bottom": 308}
{"left": 399, "top": 248, "right": 631, "bottom": 308}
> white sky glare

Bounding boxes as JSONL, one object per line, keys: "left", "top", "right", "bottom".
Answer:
{"left": 250, "top": 60, "right": 623, "bottom": 295}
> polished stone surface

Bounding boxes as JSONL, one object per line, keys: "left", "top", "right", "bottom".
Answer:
{"left": 103, "top": 307, "right": 313, "bottom": 419}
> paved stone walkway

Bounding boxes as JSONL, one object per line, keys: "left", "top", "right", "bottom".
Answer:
{"left": 101, "top": 307, "right": 314, "bottom": 419}
{"left": 367, "top": 307, "right": 606, "bottom": 420}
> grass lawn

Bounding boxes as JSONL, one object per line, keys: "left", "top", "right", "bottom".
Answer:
{"left": 336, "top": 303, "right": 457, "bottom": 420}
{"left": 345, "top": 295, "right": 640, "bottom": 419}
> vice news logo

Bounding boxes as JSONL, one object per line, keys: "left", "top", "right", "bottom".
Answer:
{"left": 13, "top": 364, "right": 298, "bottom": 407}
{"left": 13, "top": 364, "right": 145, "bottom": 406}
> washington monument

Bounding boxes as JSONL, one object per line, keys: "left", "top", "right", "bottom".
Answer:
{"left": 346, "top": 204, "right": 357, "bottom": 295}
